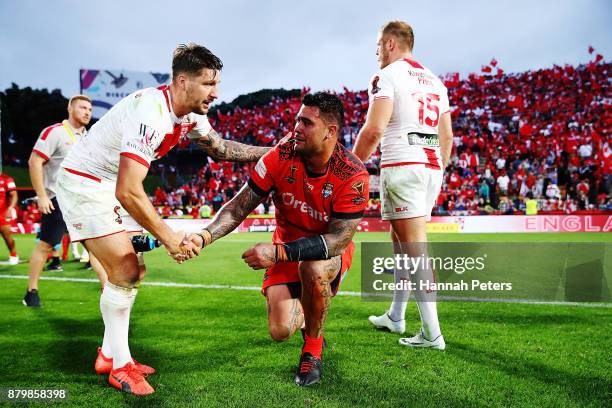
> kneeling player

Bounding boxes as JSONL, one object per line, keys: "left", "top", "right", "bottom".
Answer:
{"left": 189, "top": 93, "right": 369, "bottom": 386}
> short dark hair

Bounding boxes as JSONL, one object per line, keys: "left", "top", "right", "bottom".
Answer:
{"left": 302, "top": 92, "right": 344, "bottom": 129}
{"left": 172, "top": 42, "right": 223, "bottom": 79}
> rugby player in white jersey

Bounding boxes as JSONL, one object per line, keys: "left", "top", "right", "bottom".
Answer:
{"left": 56, "top": 43, "right": 270, "bottom": 395}
{"left": 353, "top": 21, "right": 453, "bottom": 350}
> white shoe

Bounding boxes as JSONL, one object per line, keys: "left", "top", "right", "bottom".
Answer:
{"left": 368, "top": 312, "right": 405, "bottom": 334}
{"left": 79, "top": 255, "right": 89, "bottom": 263}
{"left": 399, "top": 332, "right": 445, "bottom": 350}
{"left": 8, "top": 256, "right": 19, "bottom": 265}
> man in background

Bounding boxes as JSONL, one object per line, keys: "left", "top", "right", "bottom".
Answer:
{"left": 23, "top": 95, "right": 107, "bottom": 307}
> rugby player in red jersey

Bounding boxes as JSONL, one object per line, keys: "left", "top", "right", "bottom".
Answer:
{"left": 188, "top": 92, "right": 369, "bottom": 386}
{"left": 0, "top": 173, "right": 18, "bottom": 264}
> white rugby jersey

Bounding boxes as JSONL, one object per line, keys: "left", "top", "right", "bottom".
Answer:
{"left": 32, "top": 120, "right": 86, "bottom": 198}
{"left": 62, "top": 85, "right": 212, "bottom": 181}
{"left": 368, "top": 58, "right": 450, "bottom": 168}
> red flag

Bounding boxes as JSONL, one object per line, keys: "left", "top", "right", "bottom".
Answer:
{"left": 490, "top": 58, "right": 498, "bottom": 67}
{"left": 588, "top": 45, "right": 595, "bottom": 54}
{"left": 595, "top": 54, "right": 604, "bottom": 63}
{"left": 481, "top": 65, "right": 492, "bottom": 73}
{"left": 444, "top": 72, "right": 460, "bottom": 88}
{"left": 508, "top": 94, "right": 523, "bottom": 109}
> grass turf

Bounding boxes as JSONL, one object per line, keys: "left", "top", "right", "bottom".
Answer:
{"left": 0, "top": 233, "right": 610, "bottom": 407}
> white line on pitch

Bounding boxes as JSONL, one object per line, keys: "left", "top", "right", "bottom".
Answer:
{"left": 1, "top": 274, "right": 610, "bottom": 308}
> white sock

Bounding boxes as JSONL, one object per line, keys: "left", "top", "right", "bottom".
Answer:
{"left": 71, "top": 243, "right": 80, "bottom": 258}
{"left": 388, "top": 267, "right": 410, "bottom": 321}
{"left": 100, "top": 282, "right": 137, "bottom": 369}
{"left": 414, "top": 267, "right": 441, "bottom": 340}
{"left": 81, "top": 248, "right": 89, "bottom": 258}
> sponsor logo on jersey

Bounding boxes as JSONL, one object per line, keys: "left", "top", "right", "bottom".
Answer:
{"left": 352, "top": 181, "right": 365, "bottom": 195}
{"left": 281, "top": 192, "right": 329, "bottom": 222}
{"left": 139, "top": 123, "right": 159, "bottom": 146}
{"left": 406, "top": 133, "right": 440, "bottom": 147}
{"left": 352, "top": 197, "right": 366, "bottom": 205}
{"left": 72, "top": 223, "right": 82, "bottom": 230}
{"left": 286, "top": 166, "right": 298, "bottom": 184}
{"left": 371, "top": 76, "right": 381, "bottom": 94}
{"left": 322, "top": 182, "right": 334, "bottom": 198}
{"left": 255, "top": 159, "right": 267, "bottom": 178}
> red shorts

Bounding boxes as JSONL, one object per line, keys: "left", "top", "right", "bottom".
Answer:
{"left": 262, "top": 241, "right": 355, "bottom": 296}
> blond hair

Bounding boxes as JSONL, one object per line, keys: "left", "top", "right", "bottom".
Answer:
{"left": 68, "top": 94, "right": 92, "bottom": 107}
{"left": 380, "top": 21, "right": 414, "bottom": 51}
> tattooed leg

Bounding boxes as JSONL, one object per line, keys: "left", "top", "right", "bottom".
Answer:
{"left": 299, "top": 256, "right": 341, "bottom": 338}
{"left": 266, "top": 284, "right": 304, "bottom": 342}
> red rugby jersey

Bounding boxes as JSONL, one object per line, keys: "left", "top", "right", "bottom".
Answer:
{"left": 0, "top": 174, "right": 16, "bottom": 209}
{"left": 249, "top": 140, "right": 369, "bottom": 244}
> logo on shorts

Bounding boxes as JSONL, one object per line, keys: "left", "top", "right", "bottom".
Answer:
{"left": 371, "top": 76, "right": 381, "bottom": 94}
{"left": 72, "top": 223, "right": 82, "bottom": 230}
{"left": 113, "top": 206, "right": 123, "bottom": 224}
{"left": 322, "top": 182, "right": 334, "bottom": 198}
{"left": 395, "top": 206, "right": 409, "bottom": 213}
{"left": 286, "top": 166, "right": 298, "bottom": 184}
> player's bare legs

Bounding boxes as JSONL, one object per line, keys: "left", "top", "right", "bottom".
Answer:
{"left": 299, "top": 256, "right": 341, "bottom": 339}
{"left": 85, "top": 231, "right": 155, "bottom": 395}
{"left": 88, "top": 251, "right": 108, "bottom": 289}
{"left": 391, "top": 217, "right": 443, "bottom": 348}
{"left": 0, "top": 224, "right": 17, "bottom": 260}
{"left": 293, "top": 256, "right": 341, "bottom": 386}
{"left": 266, "top": 285, "right": 304, "bottom": 342}
{"left": 27, "top": 240, "right": 54, "bottom": 291}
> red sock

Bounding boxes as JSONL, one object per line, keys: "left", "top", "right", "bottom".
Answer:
{"left": 9, "top": 250, "right": 17, "bottom": 257}
{"left": 302, "top": 334, "right": 323, "bottom": 359}
{"left": 61, "top": 235, "right": 70, "bottom": 261}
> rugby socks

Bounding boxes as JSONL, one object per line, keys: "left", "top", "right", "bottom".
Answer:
{"left": 100, "top": 282, "right": 137, "bottom": 369}
{"left": 414, "top": 267, "right": 441, "bottom": 340}
{"left": 388, "top": 266, "right": 410, "bottom": 322}
{"left": 70, "top": 242, "right": 80, "bottom": 259}
{"left": 302, "top": 334, "right": 324, "bottom": 359}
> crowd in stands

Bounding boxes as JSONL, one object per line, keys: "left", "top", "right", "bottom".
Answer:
{"left": 12, "top": 59, "right": 611, "bottom": 225}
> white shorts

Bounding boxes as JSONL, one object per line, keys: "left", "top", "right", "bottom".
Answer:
{"left": 380, "top": 164, "right": 443, "bottom": 221}
{"left": 56, "top": 168, "right": 143, "bottom": 242}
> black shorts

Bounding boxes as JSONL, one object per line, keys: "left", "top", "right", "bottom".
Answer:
{"left": 38, "top": 197, "right": 67, "bottom": 246}
{"left": 285, "top": 267, "right": 343, "bottom": 299}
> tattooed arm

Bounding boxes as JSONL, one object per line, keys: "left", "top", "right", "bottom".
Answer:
{"left": 242, "top": 216, "right": 362, "bottom": 270}
{"left": 191, "top": 182, "right": 265, "bottom": 250}
{"left": 321, "top": 217, "right": 361, "bottom": 257}
{"left": 196, "top": 129, "right": 270, "bottom": 162}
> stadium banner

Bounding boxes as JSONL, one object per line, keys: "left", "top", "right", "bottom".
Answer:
{"left": 9, "top": 215, "right": 611, "bottom": 235}
{"left": 361, "top": 242, "right": 612, "bottom": 303}
{"left": 80, "top": 69, "right": 171, "bottom": 118}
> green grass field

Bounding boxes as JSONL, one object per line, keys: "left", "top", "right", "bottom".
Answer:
{"left": 1, "top": 233, "right": 611, "bottom": 407}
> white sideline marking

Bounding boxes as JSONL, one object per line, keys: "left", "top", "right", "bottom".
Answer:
{"left": 1, "top": 274, "right": 610, "bottom": 308}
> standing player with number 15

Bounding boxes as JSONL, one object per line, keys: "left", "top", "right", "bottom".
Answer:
{"left": 353, "top": 21, "right": 453, "bottom": 349}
